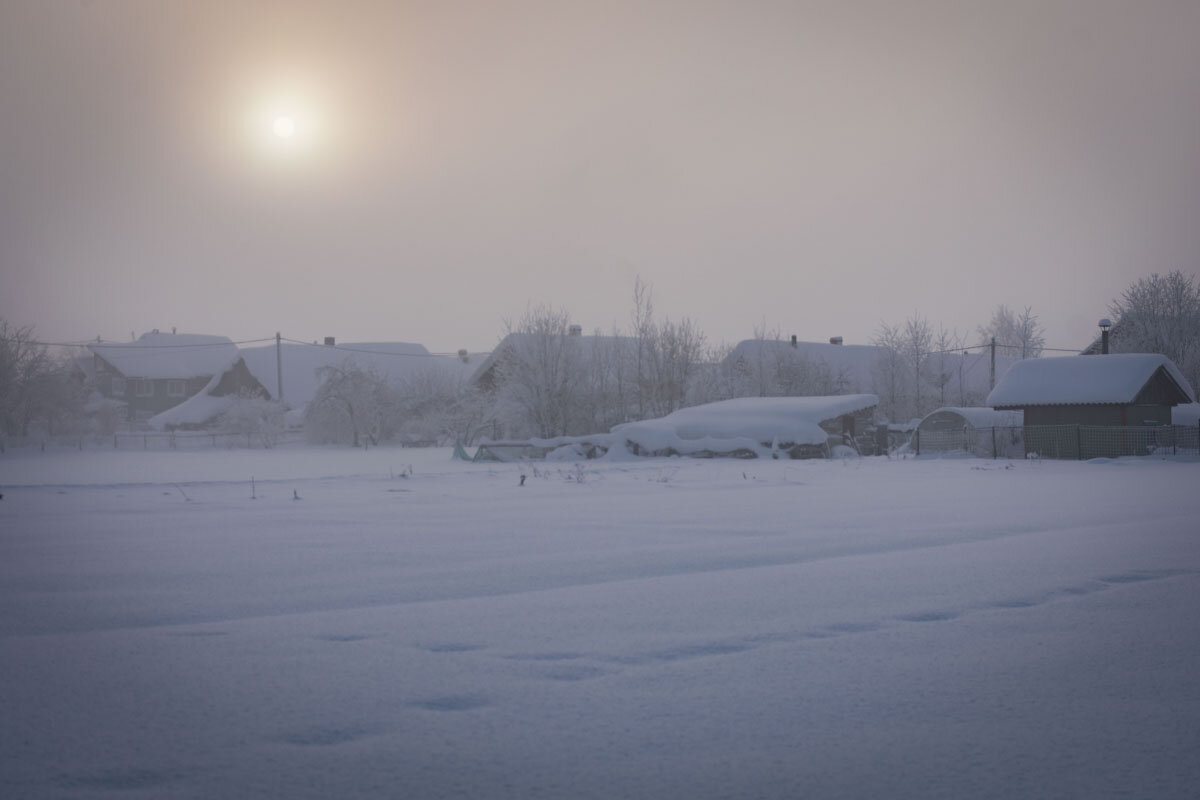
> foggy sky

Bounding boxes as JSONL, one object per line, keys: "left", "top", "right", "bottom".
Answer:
{"left": 3, "top": 0, "right": 1200, "bottom": 354}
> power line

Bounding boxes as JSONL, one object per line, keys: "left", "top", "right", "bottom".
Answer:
{"left": 279, "top": 337, "right": 490, "bottom": 359}
{"left": 26, "top": 337, "right": 275, "bottom": 349}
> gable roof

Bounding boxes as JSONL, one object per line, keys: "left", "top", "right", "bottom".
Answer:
{"left": 987, "top": 354, "right": 1195, "bottom": 408}
{"left": 469, "top": 332, "right": 636, "bottom": 388}
{"left": 239, "top": 341, "right": 481, "bottom": 410}
{"left": 89, "top": 332, "right": 238, "bottom": 380}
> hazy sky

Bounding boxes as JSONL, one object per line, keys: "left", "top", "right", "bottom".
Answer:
{"left": 3, "top": 0, "right": 1199, "bottom": 354}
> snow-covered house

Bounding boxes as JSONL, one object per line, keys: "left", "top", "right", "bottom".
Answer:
{"left": 915, "top": 407, "right": 1024, "bottom": 458}
{"left": 987, "top": 354, "right": 1195, "bottom": 458}
{"left": 611, "top": 394, "right": 879, "bottom": 459}
{"left": 88, "top": 332, "right": 263, "bottom": 424}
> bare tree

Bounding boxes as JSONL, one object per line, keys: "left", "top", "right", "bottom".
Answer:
{"left": 977, "top": 304, "right": 1045, "bottom": 359}
{"left": 928, "top": 327, "right": 963, "bottom": 408}
{"left": 903, "top": 314, "right": 933, "bottom": 418}
{"left": 0, "top": 321, "right": 85, "bottom": 443}
{"left": 1108, "top": 270, "right": 1200, "bottom": 390}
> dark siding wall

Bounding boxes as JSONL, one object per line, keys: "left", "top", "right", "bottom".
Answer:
{"left": 1024, "top": 406, "right": 1124, "bottom": 426}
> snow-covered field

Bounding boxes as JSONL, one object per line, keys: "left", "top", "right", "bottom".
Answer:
{"left": 2, "top": 447, "right": 1198, "bottom": 799}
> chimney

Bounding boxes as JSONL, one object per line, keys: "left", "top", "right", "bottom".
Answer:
{"left": 324, "top": 336, "right": 336, "bottom": 347}
{"left": 457, "top": 348, "right": 469, "bottom": 363}
{"left": 829, "top": 336, "right": 843, "bottom": 345}
{"left": 568, "top": 324, "right": 582, "bottom": 337}
{"left": 790, "top": 334, "right": 797, "bottom": 348}
{"left": 1098, "top": 319, "right": 1112, "bottom": 355}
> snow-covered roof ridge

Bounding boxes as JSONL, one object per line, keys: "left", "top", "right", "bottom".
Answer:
{"left": 987, "top": 354, "right": 1195, "bottom": 408}
{"left": 89, "top": 332, "right": 239, "bottom": 380}
{"left": 238, "top": 340, "right": 477, "bottom": 411}
{"left": 612, "top": 394, "right": 878, "bottom": 454}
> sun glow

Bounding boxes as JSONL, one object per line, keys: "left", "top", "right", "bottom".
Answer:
{"left": 272, "top": 115, "right": 296, "bottom": 138}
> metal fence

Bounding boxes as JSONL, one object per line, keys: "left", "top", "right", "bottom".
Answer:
{"left": 915, "top": 424, "right": 1200, "bottom": 460}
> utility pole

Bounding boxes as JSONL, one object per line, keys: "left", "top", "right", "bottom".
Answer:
{"left": 990, "top": 337, "right": 996, "bottom": 391}
{"left": 276, "top": 332, "right": 284, "bottom": 403}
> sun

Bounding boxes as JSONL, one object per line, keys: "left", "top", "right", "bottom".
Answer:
{"left": 272, "top": 115, "right": 297, "bottom": 139}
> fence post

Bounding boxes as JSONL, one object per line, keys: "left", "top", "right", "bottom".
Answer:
{"left": 1076, "top": 425, "right": 1082, "bottom": 460}
{"left": 992, "top": 427, "right": 998, "bottom": 459}
{"left": 915, "top": 428, "right": 920, "bottom": 455}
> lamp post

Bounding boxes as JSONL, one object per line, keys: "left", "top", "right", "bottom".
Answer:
{"left": 1098, "top": 318, "right": 1112, "bottom": 354}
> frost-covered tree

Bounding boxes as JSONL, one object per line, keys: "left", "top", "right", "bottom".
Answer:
{"left": 304, "top": 360, "right": 398, "bottom": 446}
{"left": 1107, "top": 271, "right": 1200, "bottom": 391}
{"left": 394, "top": 366, "right": 493, "bottom": 446}
{"left": 928, "top": 327, "right": 964, "bottom": 408}
{"left": 216, "top": 390, "right": 286, "bottom": 447}
{"left": 629, "top": 279, "right": 706, "bottom": 419}
{"left": 493, "top": 305, "right": 586, "bottom": 438}
{"left": 902, "top": 314, "right": 933, "bottom": 418}
{"left": 977, "top": 305, "right": 1045, "bottom": 359}
{"left": 0, "top": 321, "right": 86, "bottom": 443}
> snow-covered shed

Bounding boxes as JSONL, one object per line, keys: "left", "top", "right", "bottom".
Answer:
{"left": 987, "top": 354, "right": 1195, "bottom": 459}
{"left": 915, "top": 407, "right": 1024, "bottom": 458}
{"left": 611, "top": 394, "right": 879, "bottom": 459}
{"left": 987, "top": 354, "right": 1194, "bottom": 426}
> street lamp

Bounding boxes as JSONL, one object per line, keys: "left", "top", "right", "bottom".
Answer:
{"left": 1098, "top": 318, "right": 1112, "bottom": 354}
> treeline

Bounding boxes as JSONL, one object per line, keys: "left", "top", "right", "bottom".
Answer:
{"left": 3, "top": 272, "right": 1197, "bottom": 448}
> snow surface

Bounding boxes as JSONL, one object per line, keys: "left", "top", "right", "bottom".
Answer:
{"left": 88, "top": 333, "right": 239, "bottom": 380}
{"left": 987, "top": 353, "right": 1196, "bottom": 408}
{"left": 611, "top": 395, "right": 878, "bottom": 456}
{"left": 2, "top": 447, "right": 1199, "bottom": 799}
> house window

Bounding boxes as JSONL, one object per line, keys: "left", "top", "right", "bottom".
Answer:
{"left": 167, "top": 379, "right": 186, "bottom": 397}
{"left": 112, "top": 377, "right": 125, "bottom": 396}
{"left": 134, "top": 379, "right": 154, "bottom": 397}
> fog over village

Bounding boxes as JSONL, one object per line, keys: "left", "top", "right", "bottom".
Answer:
{"left": 3, "top": 2, "right": 1200, "bottom": 799}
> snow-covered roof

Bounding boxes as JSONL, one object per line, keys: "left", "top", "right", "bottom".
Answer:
{"left": 470, "top": 332, "right": 635, "bottom": 387}
{"left": 612, "top": 395, "right": 878, "bottom": 456}
{"left": 89, "top": 332, "right": 238, "bottom": 380}
{"left": 987, "top": 354, "right": 1195, "bottom": 408}
{"left": 725, "top": 339, "right": 1018, "bottom": 397}
{"left": 239, "top": 341, "right": 481, "bottom": 411}
{"left": 918, "top": 407, "right": 1023, "bottom": 429}
{"left": 147, "top": 377, "right": 235, "bottom": 431}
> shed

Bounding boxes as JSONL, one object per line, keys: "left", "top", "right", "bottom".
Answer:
{"left": 986, "top": 354, "right": 1195, "bottom": 458}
